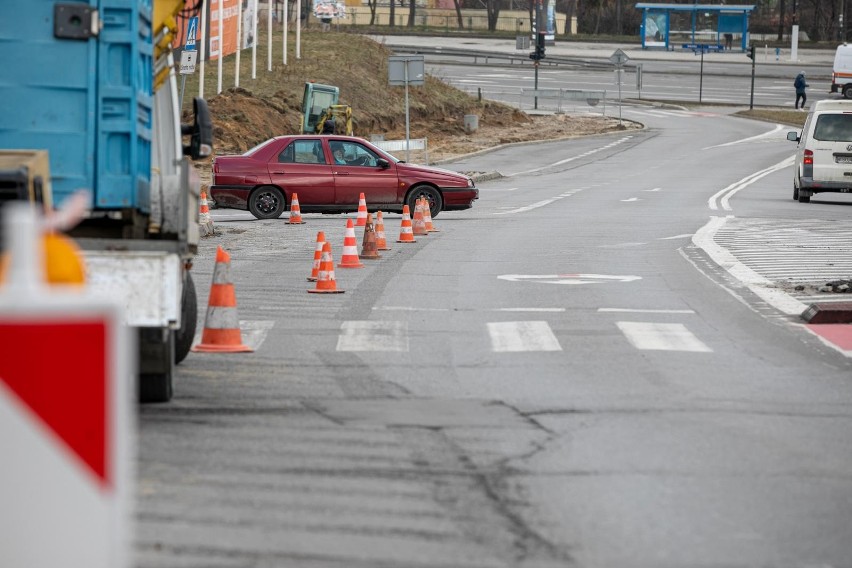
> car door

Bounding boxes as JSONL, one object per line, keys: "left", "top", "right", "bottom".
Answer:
{"left": 328, "top": 140, "right": 399, "bottom": 207}
{"left": 267, "top": 138, "right": 335, "bottom": 206}
{"left": 810, "top": 112, "right": 852, "bottom": 183}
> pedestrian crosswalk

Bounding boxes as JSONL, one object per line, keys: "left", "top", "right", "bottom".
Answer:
{"left": 326, "top": 319, "right": 713, "bottom": 354}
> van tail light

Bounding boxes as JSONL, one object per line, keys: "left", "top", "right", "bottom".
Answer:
{"left": 804, "top": 149, "right": 814, "bottom": 165}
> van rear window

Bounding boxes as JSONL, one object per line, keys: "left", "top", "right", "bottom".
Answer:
{"left": 813, "top": 114, "right": 852, "bottom": 141}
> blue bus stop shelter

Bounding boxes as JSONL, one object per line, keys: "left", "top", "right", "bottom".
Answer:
{"left": 635, "top": 3, "right": 755, "bottom": 52}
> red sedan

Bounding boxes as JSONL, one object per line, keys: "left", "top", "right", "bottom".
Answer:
{"left": 210, "top": 135, "right": 479, "bottom": 219}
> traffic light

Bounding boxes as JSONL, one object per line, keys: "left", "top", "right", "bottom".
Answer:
{"left": 529, "top": 32, "right": 545, "bottom": 60}
{"left": 746, "top": 45, "right": 755, "bottom": 60}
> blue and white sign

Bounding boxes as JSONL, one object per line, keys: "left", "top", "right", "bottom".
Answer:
{"left": 185, "top": 16, "right": 198, "bottom": 51}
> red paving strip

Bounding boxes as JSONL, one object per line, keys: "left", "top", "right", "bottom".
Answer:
{"left": 805, "top": 324, "right": 852, "bottom": 355}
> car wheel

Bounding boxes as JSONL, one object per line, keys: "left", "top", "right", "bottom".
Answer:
{"left": 249, "top": 186, "right": 286, "bottom": 219}
{"left": 407, "top": 186, "right": 443, "bottom": 219}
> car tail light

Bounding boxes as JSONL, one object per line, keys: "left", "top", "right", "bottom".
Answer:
{"left": 803, "top": 149, "right": 813, "bottom": 165}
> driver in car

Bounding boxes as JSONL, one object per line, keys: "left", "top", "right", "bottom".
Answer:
{"left": 332, "top": 144, "right": 347, "bottom": 165}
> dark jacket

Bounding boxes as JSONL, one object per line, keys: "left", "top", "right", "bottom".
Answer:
{"left": 794, "top": 74, "right": 809, "bottom": 94}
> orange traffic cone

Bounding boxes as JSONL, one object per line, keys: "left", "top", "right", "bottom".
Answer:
{"left": 338, "top": 219, "right": 364, "bottom": 268}
{"left": 397, "top": 204, "right": 416, "bottom": 243}
{"left": 308, "top": 231, "right": 325, "bottom": 281}
{"left": 360, "top": 212, "right": 381, "bottom": 260}
{"left": 375, "top": 210, "right": 390, "bottom": 251}
{"left": 412, "top": 198, "right": 428, "bottom": 236}
{"left": 192, "top": 246, "right": 253, "bottom": 353}
{"left": 288, "top": 192, "right": 305, "bottom": 224}
{"left": 355, "top": 192, "right": 368, "bottom": 227}
{"left": 199, "top": 188, "right": 214, "bottom": 235}
{"left": 308, "top": 242, "right": 344, "bottom": 294}
{"left": 423, "top": 198, "right": 438, "bottom": 232}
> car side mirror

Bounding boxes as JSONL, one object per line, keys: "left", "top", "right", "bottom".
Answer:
{"left": 376, "top": 158, "right": 390, "bottom": 169}
{"left": 786, "top": 131, "right": 800, "bottom": 143}
{"left": 182, "top": 97, "right": 213, "bottom": 160}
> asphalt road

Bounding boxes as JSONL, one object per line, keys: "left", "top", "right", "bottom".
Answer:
{"left": 136, "top": 104, "right": 852, "bottom": 567}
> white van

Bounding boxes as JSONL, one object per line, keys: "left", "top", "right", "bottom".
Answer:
{"left": 831, "top": 44, "right": 852, "bottom": 97}
{"left": 787, "top": 99, "right": 852, "bottom": 202}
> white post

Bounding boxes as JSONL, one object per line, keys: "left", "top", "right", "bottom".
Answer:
{"left": 283, "top": 0, "right": 288, "bottom": 64}
{"left": 252, "top": 0, "right": 258, "bottom": 78}
{"left": 217, "top": 0, "right": 223, "bottom": 94}
{"left": 791, "top": 24, "right": 799, "bottom": 62}
{"left": 199, "top": 0, "right": 207, "bottom": 98}
{"left": 267, "top": 0, "right": 273, "bottom": 71}
{"left": 2, "top": 204, "right": 45, "bottom": 297}
{"left": 296, "top": 0, "right": 301, "bottom": 59}
{"left": 404, "top": 62, "right": 410, "bottom": 163}
{"left": 236, "top": 0, "right": 243, "bottom": 87}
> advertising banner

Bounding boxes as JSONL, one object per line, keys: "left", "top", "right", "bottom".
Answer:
{"left": 643, "top": 10, "right": 667, "bottom": 48}
{"left": 313, "top": 0, "right": 347, "bottom": 20}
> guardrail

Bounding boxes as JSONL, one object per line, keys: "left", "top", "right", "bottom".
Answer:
{"left": 373, "top": 138, "right": 429, "bottom": 164}
{"left": 388, "top": 45, "right": 616, "bottom": 71}
{"left": 518, "top": 88, "right": 607, "bottom": 114}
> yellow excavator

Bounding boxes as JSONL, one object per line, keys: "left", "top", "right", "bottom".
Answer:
{"left": 300, "top": 82, "right": 353, "bottom": 135}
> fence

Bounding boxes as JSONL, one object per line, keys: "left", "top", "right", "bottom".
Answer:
{"left": 518, "top": 89, "right": 607, "bottom": 114}
{"left": 372, "top": 138, "right": 429, "bottom": 165}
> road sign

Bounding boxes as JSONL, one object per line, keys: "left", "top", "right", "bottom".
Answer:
{"left": 0, "top": 204, "right": 133, "bottom": 568}
{"left": 609, "top": 48, "right": 630, "bottom": 67}
{"left": 389, "top": 55, "right": 425, "bottom": 86}
{"left": 185, "top": 16, "right": 198, "bottom": 50}
{"left": 180, "top": 49, "right": 198, "bottom": 74}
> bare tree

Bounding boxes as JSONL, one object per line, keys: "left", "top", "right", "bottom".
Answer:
{"left": 486, "top": 0, "right": 500, "bottom": 31}
{"left": 453, "top": 0, "right": 464, "bottom": 29}
{"left": 562, "top": 0, "right": 577, "bottom": 35}
{"left": 365, "top": 0, "right": 377, "bottom": 25}
{"left": 390, "top": 0, "right": 396, "bottom": 28}
{"left": 407, "top": 0, "right": 416, "bottom": 26}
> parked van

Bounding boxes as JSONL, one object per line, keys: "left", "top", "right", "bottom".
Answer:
{"left": 831, "top": 44, "right": 852, "bottom": 98}
{"left": 786, "top": 99, "right": 852, "bottom": 202}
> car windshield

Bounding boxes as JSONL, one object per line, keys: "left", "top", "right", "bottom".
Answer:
{"left": 813, "top": 114, "right": 852, "bottom": 142}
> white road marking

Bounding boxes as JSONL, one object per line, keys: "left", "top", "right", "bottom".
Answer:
{"left": 693, "top": 216, "right": 808, "bottom": 316}
{"left": 599, "top": 308, "right": 695, "bottom": 314}
{"left": 373, "top": 306, "right": 450, "bottom": 312}
{"left": 488, "top": 321, "right": 562, "bottom": 352}
{"left": 509, "top": 136, "right": 633, "bottom": 176}
{"left": 703, "top": 124, "right": 785, "bottom": 149}
{"left": 498, "top": 274, "right": 642, "bottom": 285}
{"left": 616, "top": 322, "right": 712, "bottom": 352}
{"left": 498, "top": 307, "right": 566, "bottom": 312}
{"left": 707, "top": 156, "right": 794, "bottom": 211}
{"left": 660, "top": 234, "right": 693, "bottom": 240}
{"left": 642, "top": 187, "right": 662, "bottom": 192}
{"left": 621, "top": 197, "right": 639, "bottom": 202}
{"left": 337, "top": 321, "right": 409, "bottom": 352}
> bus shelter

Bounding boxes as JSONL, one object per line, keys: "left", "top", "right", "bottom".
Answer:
{"left": 635, "top": 3, "right": 755, "bottom": 52}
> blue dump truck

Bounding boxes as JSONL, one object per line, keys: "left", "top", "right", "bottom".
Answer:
{"left": 0, "top": 0, "right": 213, "bottom": 402}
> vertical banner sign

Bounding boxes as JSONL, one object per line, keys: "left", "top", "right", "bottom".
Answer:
{"left": 0, "top": 303, "right": 132, "bottom": 567}
{"left": 209, "top": 0, "right": 240, "bottom": 60}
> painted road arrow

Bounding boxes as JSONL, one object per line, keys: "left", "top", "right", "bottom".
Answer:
{"left": 498, "top": 274, "right": 642, "bottom": 285}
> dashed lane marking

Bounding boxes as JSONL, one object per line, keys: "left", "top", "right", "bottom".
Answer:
{"left": 488, "top": 321, "right": 562, "bottom": 352}
{"left": 616, "top": 321, "right": 712, "bottom": 352}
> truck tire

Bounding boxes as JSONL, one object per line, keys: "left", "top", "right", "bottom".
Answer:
{"left": 249, "top": 186, "right": 286, "bottom": 219}
{"left": 139, "top": 328, "right": 175, "bottom": 403}
{"left": 175, "top": 271, "right": 197, "bottom": 364}
{"left": 798, "top": 191, "right": 811, "bottom": 203}
{"left": 844, "top": 85, "right": 852, "bottom": 99}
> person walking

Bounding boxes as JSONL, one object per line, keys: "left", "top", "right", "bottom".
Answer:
{"left": 794, "top": 71, "right": 809, "bottom": 110}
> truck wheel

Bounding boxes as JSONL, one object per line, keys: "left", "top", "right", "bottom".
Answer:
{"left": 407, "top": 186, "right": 443, "bottom": 219}
{"left": 249, "top": 186, "right": 286, "bottom": 219}
{"left": 174, "top": 271, "right": 197, "bottom": 364}
{"left": 844, "top": 85, "right": 852, "bottom": 99}
{"left": 793, "top": 183, "right": 799, "bottom": 201}
{"left": 798, "top": 191, "right": 811, "bottom": 203}
{"left": 139, "top": 328, "right": 175, "bottom": 403}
